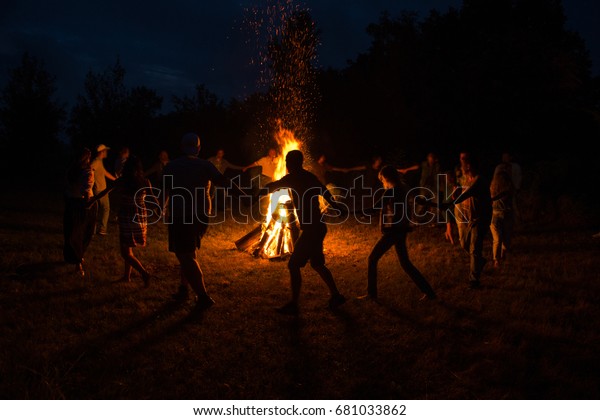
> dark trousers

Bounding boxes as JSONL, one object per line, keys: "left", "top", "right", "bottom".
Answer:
{"left": 458, "top": 220, "right": 488, "bottom": 282}
{"left": 368, "top": 230, "right": 435, "bottom": 298}
{"left": 63, "top": 197, "right": 97, "bottom": 264}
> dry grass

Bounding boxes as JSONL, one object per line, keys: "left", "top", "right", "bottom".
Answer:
{"left": 1, "top": 191, "right": 600, "bottom": 399}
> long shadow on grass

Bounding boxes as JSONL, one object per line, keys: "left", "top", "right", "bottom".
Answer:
{"left": 41, "top": 300, "right": 198, "bottom": 395}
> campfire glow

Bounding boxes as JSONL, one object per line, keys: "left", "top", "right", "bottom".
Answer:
{"left": 236, "top": 126, "right": 303, "bottom": 259}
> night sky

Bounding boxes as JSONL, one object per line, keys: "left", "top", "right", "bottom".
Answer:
{"left": 1, "top": 0, "right": 598, "bottom": 107}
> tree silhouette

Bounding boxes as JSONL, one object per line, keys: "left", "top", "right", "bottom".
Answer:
{"left": 0, "top": 53, "right": 65, "bottom": 169}
{"left": 69, "top": 59, "right": 162, "bottom": 153}
{"left": 315, "top": 0, "right": 597, "bottom": 164}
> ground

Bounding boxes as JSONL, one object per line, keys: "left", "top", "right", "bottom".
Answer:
{"left": 1, "top": 191, "right": 600, "bottom": 399}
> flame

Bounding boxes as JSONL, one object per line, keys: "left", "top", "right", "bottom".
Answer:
{"left": 273, "top": 124, "right": 302, "bottom": 180}
{"left": 261, "top": 124, "right": 303, "bottom": 258}
{"left": 265, "top": 124, "right": 302, "bottom": 223}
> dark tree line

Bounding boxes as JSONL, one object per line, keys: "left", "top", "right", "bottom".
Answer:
{"left": 0, "top": 0, "right": 598, "bottom": 197}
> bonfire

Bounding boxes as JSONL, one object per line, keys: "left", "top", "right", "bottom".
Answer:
{"left": 235, "top": 127, "right": 304, "bottom": 259}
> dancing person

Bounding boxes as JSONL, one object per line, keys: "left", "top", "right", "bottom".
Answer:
{"left": 208, "top": 149, "right": 244, "bottom": 213}
{"left": 360, "top": 165, "right": 436, "bottom": 301}
{"left": 243, "top": 147, "right": 280, "bottom": 184}
{"left": 145, "top": 150, "right": 170, "bottom": 185}
{"left": 263, "top": 150, "right": 346, "bottom": 315}
{"left": 114, "top": 146, "right": 130, "bottom": 178}
{"left": 115, "top": 156, "right": 158, "bottom": 286}
{"left": 91, "top": 144, "right": 116, "bottom": 235}
{"left": 494, "top": 152, "right": 522, "bottom": 222}
{"left": 63, "top": 148, "right": 97, "bottom": 277}
{"left": 490, "top": 168, "right": 515, "bottom": 268}
{"left": 163, "top": 133, "right": 244, "bottom": 311}
{"left": 208, "top": 148, "right": 244, "bottom": 175}
{"left": 453, "top": 156, "right": 492, "bottom": 289}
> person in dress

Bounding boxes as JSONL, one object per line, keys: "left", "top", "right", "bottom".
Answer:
{"left": 116, "top": 156, "right": 157, "bottom": 286}
{"left": 63, "top": 148, "right": 97, "bottom": 277}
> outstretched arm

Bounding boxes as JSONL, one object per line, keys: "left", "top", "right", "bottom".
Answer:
{"left": 397, "top": 164, "right": 419, "bottom": 174}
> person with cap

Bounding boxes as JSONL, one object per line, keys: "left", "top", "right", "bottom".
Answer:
{"left": 91, "top": 144, "right": 116, "bottom": 235}
{"left": 262, "top": 150, "right": 346, "bottom": 315}
{"left": 162, "top": 132, "right": 245, "bottom": 311}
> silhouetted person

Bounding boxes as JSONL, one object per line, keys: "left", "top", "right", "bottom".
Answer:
{"left": 116, "top": 156, "right": 158, "bottom": 286}
{"left": 341, "top": 155, "right": 384, "bottom": 212}
{"left": 163, "top": 133, "right": 243, "bottom": 311}
{"left": 263, "top": 150, "right": 346, "bottom": 315}
{"left": 360, "top": 165, "right": 436, "bottom": 301}
{"left": 343, "top": 155, "right": 384, "bottom": 190}
{"left": 114, "top": 146, "right": 130, "bottom": 178}
{"left": 494, "top": 152, "right": 522, "bottom": 222}
{"left": 453, "top": 156, "right": 491, "bottom": 289}
{"left": 243, "top": 148, "right": 281, "bottom": 215}
{"left": 308, "top": 154, "right": 346, "bottom": 186}
{"left": 208, "top": 149, "right": 244, "bottom": 213}
{"left": 490, "top": 168, "right": 515, "bottom": 268}
{"left": 91, "top": 144, "right": 116, "bottom": 235}
{"left": 243, "top": 147, "right": 280, "bottom": 183}
{"left": 145, "top": 150, "right": 170, "bottom": 186}
{"left": 208, "top": 148, "right": 244, "bottom": 175}
{"left": 63, "top": 148, "right": 97, "bottom": 277}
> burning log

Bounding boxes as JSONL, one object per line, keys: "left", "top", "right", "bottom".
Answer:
{"left": 236, "top": 195, "right": 300, "bottom": 259}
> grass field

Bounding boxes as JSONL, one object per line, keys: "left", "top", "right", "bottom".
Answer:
{"left": 1, "top": 191, "right": 600, "bottom": 399}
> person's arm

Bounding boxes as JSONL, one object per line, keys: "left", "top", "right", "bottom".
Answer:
{"left": 342, "top": 164, "right": 367, "bottom": 172}
{"left": 243, "top": 158, "right": 262, "bottom": 172}
{"left": 103, "top": 163, "right": 117, "bottom": 181}
{"left": 144, "top": 162, "right": 159, "bottom": 177}
{"left": 454, "top": 176, "right": 484, "bottom": 205}
{"left": 222, "top": 159, "right": 244, "bottom": 172}
{"left": 210, "top": 164, "right": 247, "bottom": 197}
{"left": 491, "top": 190, "right": 510, "bottom": 202}
{"left": 397, "top": 164, "right": 419, "bottom": 174}
{"left": 264, "top": 178, "right": 288, "bottom": 195}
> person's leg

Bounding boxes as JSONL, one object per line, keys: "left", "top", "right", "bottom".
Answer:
{"left": 120, "top": 244, "right": 149, "bottom": 285}
{"left": 468, "top": 223, "right": 487, "bottom": 286}
{"left": 312, "top": 264, "right": 339, "bottom": 296}
{"left": 97, "top": 194, "right": 110, "bottom": 234}
{"left": 490, "top": 213, "right": 502, "bottom": 266}
{"left": 393, "top": 230, "right": 436, "bottom": 298}
{"left": 176, "top": 251, "right": 212, "bottom": 303}
{"left": 367, "top": 233, "right": 395, "bottom": 298}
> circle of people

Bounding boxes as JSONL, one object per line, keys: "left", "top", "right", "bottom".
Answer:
{"left": 63, "top": 133, "right": 520, "bottom": 314}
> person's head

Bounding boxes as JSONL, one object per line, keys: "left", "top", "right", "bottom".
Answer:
{"left": 285, "top": 150, "right": 304, "bottom": 173}
{"left": 96, "top": 144, "right": 110, "bottom": 159}
{"left": 216, "top": 149, "right": 225, "bottom": 159}
{"left": 158, "top": 150, "right": 169, "bottom": 162}
{"left": 268, "top": 148, "right": 277, "bottom": 158}
{"left": 378, "top": 165, "right": 401, "bottom": 188}
{"left": 372, "top": 155, "right": 383, "bottom": 170}
{"left": 459, "top": 151, "right": 470, "bottom": 173}
{"left": 426, "top": 152, "right": 438, "bottom": 166}
{"left": 181, "top": 132, "right": 201, "bottom": 156}
{"left": 317, "top": 154, "right": 327, "bottom": 165}
{"left": 121, "top": 155, "right": 144, "bottom": 180}
{"left": 463, "top": 156, "right": 480, "bottom": 177}
{"left": 501, "top": 152, "right": 513, "bottom": 164}
{"left": 118, "top": 147, "right": 130, "bottom": 158}
{"left": 76, "top": 148, "right": 92, "bottom": 168}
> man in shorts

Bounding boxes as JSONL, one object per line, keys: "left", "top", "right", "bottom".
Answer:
{"left": 163, "top": 133, "right": 243, "bottom": 311}
{"left": 264, "top": 150, "right": 346, "bottom": 315}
